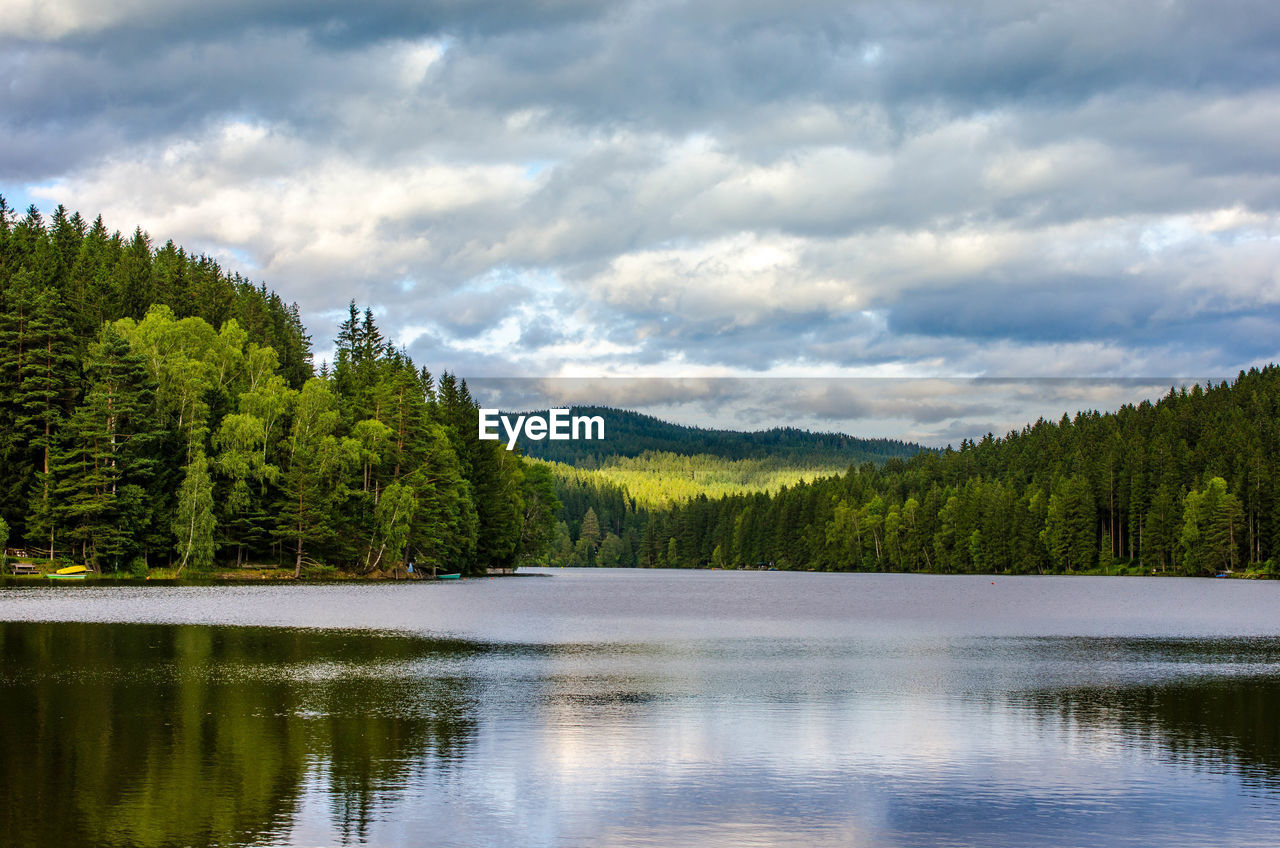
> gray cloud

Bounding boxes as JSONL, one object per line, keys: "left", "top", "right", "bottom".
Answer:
{"left": 3, "top": 0, "right": 1279, "bottom": 436}
{"left": 461, "top": 376, "right": 1195, "bottom": 446}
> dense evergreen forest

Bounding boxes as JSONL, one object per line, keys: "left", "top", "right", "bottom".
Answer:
{"left": 5, "top": 197, "right": 1273, "bottom": 580}
{"left": 548, "top": 369, "right": 1280, "bottom": 576}
{"left": 0, "top": 200, "right": 557, "bottom": 576}
{"left": 520, "top": 406, "right": 923, "bottom": 466}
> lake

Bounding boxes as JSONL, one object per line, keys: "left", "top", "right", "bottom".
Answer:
{"left": 3, "top": 568, "right": 1280, "bottom": 847}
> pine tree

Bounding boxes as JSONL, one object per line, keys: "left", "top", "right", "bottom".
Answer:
{"left": 517, "top": 462, "right": 560, "bottom": 565}
{"left": 405, "top": 421, "right": 475, "bottom": 575}
{"left": 0, "top": 268, "right": 45, "bottom": 537}
{"left": 579, "top": 506, "right": 602, "bottom": 549}
{"left": 108, "top": 228, "right": 155, "bottom": 320}
{"left": 54, "top": 325, "right": 161, "bottom": 569}
{"left": 20, "top": 286, "right": 79, "bottom": 557}
{"left": 1143, "top": 483, "right": 1181, "bottom": 572}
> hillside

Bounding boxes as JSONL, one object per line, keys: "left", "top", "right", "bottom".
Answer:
{"left": 524, "top": 409, "right": 928, "bottom": 567}
{"left": 515, "top": 406, "right": 926, "bottom": 467}
{"left": 549, "top": 369, "right": 1280, "bottom": 576}
{"left": 537, "top": 451, "right": 849, "bottom": 510}
{"left": 513, "top": 406, "right": 926, "bottom": 530}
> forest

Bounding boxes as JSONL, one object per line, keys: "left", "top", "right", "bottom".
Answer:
{"left": 519, "top": 406, "right": 923, "bottom": 467}
{"left": 0, "top": 200, "right": 558, "bottom": 576}
{"left": 523, "top": 408, "right": 924, "bottom": 508}
{"left": 4, "top": 197, "right": 1275, "bottom": 580}
{"left": 547, "top": 369, "right": 1280, "bottom": 577}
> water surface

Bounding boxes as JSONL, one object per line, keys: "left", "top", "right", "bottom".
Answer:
{"left": 3, "top": 569, "right": 1280, "bottom": 846}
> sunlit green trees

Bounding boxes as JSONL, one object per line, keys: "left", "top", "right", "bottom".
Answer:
{"left": 365, "top": 481, "right": 416, "bottom": 573}
{"left": 173, "top": 451, "right": 216, "bottom": 573}
{"left": 0, "top": 200, "right": 559, "bottom": 575}
{"left": 1179, "top": 477, "right": 1244, "bottom": 575}
{"left": 276, "top": 379, "right": 357, "bottom": 576}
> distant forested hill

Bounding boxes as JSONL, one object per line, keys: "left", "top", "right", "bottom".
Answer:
{"left": 514, "top": 406, "right": 927, "bottom": 528}
{"left": 515, "top": 408, "right": 928, "bottom": 565}
{"left": 516, "top": 406, "right": 926, "bottom": 466}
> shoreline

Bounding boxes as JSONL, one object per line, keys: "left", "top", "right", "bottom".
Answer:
{"left": 3, "top": 567, "right": 1270, "bottom": 587}
{"left": 0, "top": 571, "right": 539, "bottom": 587}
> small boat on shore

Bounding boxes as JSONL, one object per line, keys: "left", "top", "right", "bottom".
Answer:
{"left": 47, "top": 565, "right": 89, "bottom": 580}
{"left": 437, "top": 573, "right": 462, "bottom": 580}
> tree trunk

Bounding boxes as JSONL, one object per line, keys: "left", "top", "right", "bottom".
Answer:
{"left": 176, "top": 503, "right": 196, "bottom": 575}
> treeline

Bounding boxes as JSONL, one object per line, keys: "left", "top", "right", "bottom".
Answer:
{"left": 0, "top": 201, "right": 557, "bottom": 575}
{"left": 0, "top": 200, "right": 311, "bottom": 385}
{"left": 519, "top": 406, "right": 924, "bottom": 467}
{"left": 550, "top": 369, "right": 1280, "bottom": 576}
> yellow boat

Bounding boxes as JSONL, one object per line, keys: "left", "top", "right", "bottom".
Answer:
{"left": 55, "top": 565, "right": 89, "bottom": 575}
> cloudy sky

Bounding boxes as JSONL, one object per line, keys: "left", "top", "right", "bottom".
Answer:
{"left": 3, "top": 1, "right": 1278, "bottom": 442}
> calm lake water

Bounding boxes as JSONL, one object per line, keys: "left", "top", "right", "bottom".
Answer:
{"left": 3, "top": 568, "right": 1280, "bottom": 847}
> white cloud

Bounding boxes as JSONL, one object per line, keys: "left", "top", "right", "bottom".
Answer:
{"left": 7, "top": 0, "right": 1280, "bottom": 434}
{"left": 0, "top": 0, "right": 146, "bottom": 39}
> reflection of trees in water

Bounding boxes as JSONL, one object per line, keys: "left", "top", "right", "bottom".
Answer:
{"left": 1007, "top": 638, "right": 1280, "bottom": 791}
{"left": 0, "top": 622, "right": 481, "bottom": 848}
{"left": 305, "top": 673, "right": 477, "bottom": 844}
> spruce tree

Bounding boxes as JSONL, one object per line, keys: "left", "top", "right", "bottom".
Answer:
{"left": 54, "top": 325, "right": 161, "bottom": 569}
{"left": 20, "top": 286, "right": 79, "bottom": 557}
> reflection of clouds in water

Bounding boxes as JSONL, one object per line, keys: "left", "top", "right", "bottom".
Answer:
{"left": 7, "top": 579, "right": 1280, "bottom": 846}
{"left": 341, "top": 684, "right": 1273, "bottom": 847}
{"left": 346, "top": 632, "right": 1280, "bottom": 846}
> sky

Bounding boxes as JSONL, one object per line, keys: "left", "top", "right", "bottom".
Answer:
{"left": 3, "top": 1, "right": 1278, "bottom": 444}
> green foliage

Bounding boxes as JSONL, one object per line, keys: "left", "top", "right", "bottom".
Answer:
{"left": 366, "top": 481, "right": 416, "bottom": 573}
{"left": 173, "top": 451, "right": 216, "bottom": 573}
{"left": 276, "top": 379, "right": 358, "bottom": 575}
{"left": 542, "top": 451, "right": 849, "bottom": 509}
{"left": 579, "top": 507, "right": 602, "bottom": 547}
{"left": 0, "top": 202, "right": 562, "bottom": 576}
{"left": 598, "top": 532, "right": 626, "bottom": 567}
{"left": 1179, "top": 477, "right": 1244, "bottom": 575}
{"left": 517, "top": 406, "right": 925, "bottom": 466}
{"left": 54, "top": 323, "right": 164, "bottom": 570}
{"left": 1043, "top": 474, "right": 1095, "bottom": 572}
{"left": 404, "top": 421, "right": 476, "bottom": 575}
{"left": 517, "top": 462, "right": 560, "bottom": 565}
{"left": 548, "top": 372, "right": 1279, "bottom": 575}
